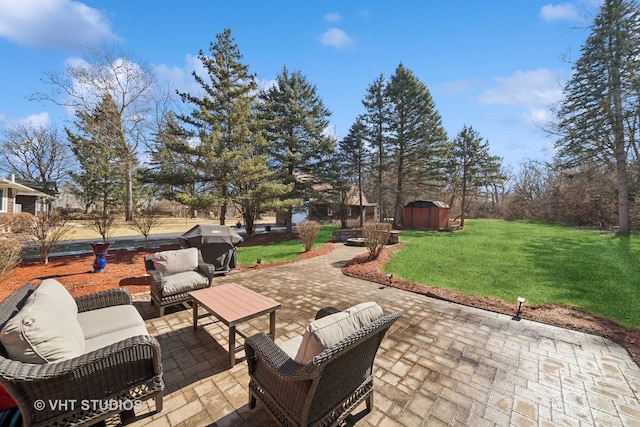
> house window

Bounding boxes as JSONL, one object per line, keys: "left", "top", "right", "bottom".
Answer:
{"left": 0, "top": 188, "right": 5, "bottom": 212}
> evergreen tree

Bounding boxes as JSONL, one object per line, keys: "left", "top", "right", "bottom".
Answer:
{"left": 361, "top": 74, "right": 390, "bottom": 221}
{"left": 449, "top": 125, "right": 504, "bottom": 227}
{"left": 142, "top": 112, "right": 201, "bottom": 209}
{"left": 66, "top": 95, "right": 125, "bottom": 215}
{"left": 258, "top": 67, "right": 336, "bottom": 232}
{"left": 174, "top": 28, "right": 259, "bottom": 224}
{"left": 386, "top": 64, "right": 448, "bottom": 228}
{"left": 231, "top": 146, "right": 294, "bottom": 235}
{"left": 554, "top": 0, "right": 640, "bottom": 234}
{"left": 339, "top": 116, "right": 370, "bottom": 228}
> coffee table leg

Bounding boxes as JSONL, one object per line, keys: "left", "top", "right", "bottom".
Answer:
{"left": 269, "top": 311, "right": 276, "bottom": 340}
{"left": 193, "top": 300, "right": 198, "bottom": 331}
{"left": 229, "top": 326, "right": 236, "bottom": 367}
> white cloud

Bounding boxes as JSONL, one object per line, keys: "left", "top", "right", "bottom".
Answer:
{"left": 323, "top": 13, "right": 341, "bottom": 23}
{"left": 439, "top": 79, "right": 476, "bottom": 96}
{"left": 19, "top": 112, "right": 51, "bottom": 127}
{"left": 319, "top": 28, "right": 355, "bottom": 50}
{"left": 154, "top": 53, "right": 206, "bottom": 97}
{"left": 0, "top": 0, "right": 119, "bottom": 49}
{"left": 540, "top": 3, "right": 579, "bottom": 21}
{"left": 479, "top": 68, "right": 564, "bottom": 107}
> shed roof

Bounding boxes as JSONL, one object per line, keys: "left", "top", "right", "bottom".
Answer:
{"left": 405, "top": 200, "right": 449, "bottom": 208}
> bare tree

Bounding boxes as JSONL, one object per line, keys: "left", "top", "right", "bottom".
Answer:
{"left": 31, "top": 44, "right": 156, "bottom": 221}
{"left": 12, "top": 212, "right": 73, "bottom": 264}
{"left": 0, "top": 122, "right": 69, "bottom": 194}
{"left": 127, "top": 208, "right": 163, "bottom": 246}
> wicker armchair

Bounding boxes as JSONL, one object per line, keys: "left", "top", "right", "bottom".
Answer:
{"left": 245, "top": 306, "right": 402, "bottom": 427}
{"left": 0, "top": 284, "right": 164, "bottom": 427}
{"left": 144, "top": 248, "right": 216, "bottom": 316}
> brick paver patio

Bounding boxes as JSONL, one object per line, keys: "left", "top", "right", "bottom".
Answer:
{"left": 118, "top": 243, "right": 640, "bottom": 426}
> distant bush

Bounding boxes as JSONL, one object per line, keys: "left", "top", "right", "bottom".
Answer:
{"left": 0, "top": 235, "right": 21, "bottom": 283}
{"left": 9, "top": 212, "right": 37, "bottom": 233}
{"left": 127, "top": 209, "right": 163, "bottom": 246}
{"left": 363, "top": 222, "right": 392, "bottom": 260}
{"left": 13, "top": 212, "right": 73, "bottom": 264}
{"left": 297, "top": 220, "right": 322, "bottom": 252}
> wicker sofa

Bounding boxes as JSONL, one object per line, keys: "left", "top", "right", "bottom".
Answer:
{"left": 0, "top": 280, "right": 164, "bottom": 426}
{"left": 144, "top": 247, "right": 217, "bottom": 316}
{"left": 245, "top": 302, "right": 402, "bottom": 427}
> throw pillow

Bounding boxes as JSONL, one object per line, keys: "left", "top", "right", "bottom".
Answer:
{"left": 0, "top": 283, "right": 84, "bottom": 364}
{"left": 293, "top": 302, "right": 384, "bottom": 365}
{"left": 0, "top": 386, "right": 16, "bottom": 411}
{"left": 33, "top": 279, "right": 78, "bottom": 316}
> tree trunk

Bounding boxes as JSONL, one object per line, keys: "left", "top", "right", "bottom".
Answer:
{"left": 219, "top": 201, "right": 227, "bottom": 225}
{"left": 285, "top": 206, "right": 293, "bottom": 234}
{"left": 611, "top": 37, "right": 631, "bottom": 234}
{"left": 358, "top": 173, "right": 364, "bottom": 228}
{"left": 125, "top": 165, "right": 134, "bottom": 222}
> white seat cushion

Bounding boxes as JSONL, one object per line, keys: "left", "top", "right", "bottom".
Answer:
{"left": 78, "top": 305, "right": 145, "bottom": 340}
{"left": 0, "top": 280, "right": 84, "bottom": 363}
{"left": 162, "top": 271, "right": 209, "bottom": 296}
{"left": 150, "top": 247, "right": 199, "bottom": 275}
{"left": 84, "top": 324, "right": 150, "bottom": 353}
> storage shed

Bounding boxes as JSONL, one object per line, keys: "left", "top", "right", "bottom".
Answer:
{"left": 403, "top": 200, "right": 450, "bottom": 230}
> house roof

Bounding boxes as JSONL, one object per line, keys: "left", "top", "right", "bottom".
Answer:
{"left": 0, "top": 177, "right": 53, "bottom": 199}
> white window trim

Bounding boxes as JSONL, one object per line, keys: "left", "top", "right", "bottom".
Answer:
{"left": 0, "top": 187, "right": 6, "bottom": 213}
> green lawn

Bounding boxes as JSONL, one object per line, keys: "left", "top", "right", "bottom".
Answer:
{"left": 236, "top": 224, "right": 338, "bottom": 266}
{"left": 384, "top": 219, "right": 640, "bottom": 328}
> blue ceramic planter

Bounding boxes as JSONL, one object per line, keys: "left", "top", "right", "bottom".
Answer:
{"left": 89, "top": 242, "right": 113, "bottom": 273}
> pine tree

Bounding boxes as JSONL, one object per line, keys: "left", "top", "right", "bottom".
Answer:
{"left": 386, "top": 64, "right": 448, "bottom": 228}
{"left": 449, "top": 125, "right": 504, "bottom": 227}
{"left": 554, "top": 0, "right": 640, "bottom": 234}
{"left": 174, "top": 28, "right": 258, "bottom": 224}
{"left": 66, "top": 95, "right": 125, "bottom": 215}
{"left": 142, "top": 112, "right": 201, "bottom": 206}
{"left": 339, "top": 116, "right": 369, "bottom": 228}
{"left": 361, "top": 74, "right": 391, "bottom": 222}
{"left": 258, "top": 67, "right": 336, "bottom": 232}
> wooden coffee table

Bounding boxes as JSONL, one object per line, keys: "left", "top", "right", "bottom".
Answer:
{"left": 190, "top": 283, "right": 281, "bottom": 367}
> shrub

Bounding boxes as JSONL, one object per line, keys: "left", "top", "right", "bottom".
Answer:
{"left": 127, "top": 209, "right": 163, "bottom": 246}
{"left": 9, "top": 212, "right": 37, "bottom": 233}
{"left": 363, "top": 222, "right": 392, "bottom": 260}
{"left": 297, "top": 220, "right": 322, "bottom": 252}
{"left": 13, "top": 212, "right": 73, "bottom": 264}
{"left": 0, "top": 235, "right": 21, "bottom": 283}
{"left": 86, "top": 212, "right": 116, "bottom": 242}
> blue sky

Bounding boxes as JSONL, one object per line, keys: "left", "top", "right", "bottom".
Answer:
{"left": 0, "top": 1, "right": 599, "bottom": 171}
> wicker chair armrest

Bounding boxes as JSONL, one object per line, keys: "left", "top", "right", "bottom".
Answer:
{"left": 315, "top": 306, "right": 341, "bottom": 320}
{"left": 75, "top": 288, "right": 133, "bottom": 312}
{"left": 245, "top": 334, "right": 316, "bottom": 380}
{"left": 0, "top": 335, "right": 162, "bottom": 382}
{"left": 0, "top": 335, "right": 162, "bottom": 426}
{"left": 147, "top": 270, "right": 165, "bottom": 290}
{"left": 198, "top": 262, "right": 217, "bottom": 280}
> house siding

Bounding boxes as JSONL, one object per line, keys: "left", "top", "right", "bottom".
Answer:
{"left": 15, "top": 195, "right": 36, "bottom": 215}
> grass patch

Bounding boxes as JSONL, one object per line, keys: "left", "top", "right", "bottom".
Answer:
{"left": 384, "top": 219, "right": 640, "bottom": 328}
{"left": 236, "top": 224, "right": 338, "bottom": 266}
